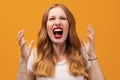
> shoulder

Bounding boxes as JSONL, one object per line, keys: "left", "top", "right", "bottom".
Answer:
{"left": 30, "top": 48, "right": 37, "bottom": 58}
{"left": 31, "top": 48, "right": 37, "bottom": 54}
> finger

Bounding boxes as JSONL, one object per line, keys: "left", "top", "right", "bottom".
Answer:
{"left": 17, "top": 30, "right": 24, "bottom": 42}
{"left": 21, "top": 39, "right": 26, "bottom": 47}
{"left": 87, "top": 26, "right": 94, "bottom": 36}
{"left": 28, "top": 40, "right": 34, "bottom": 50}
{"left": 86, "top": 34, "right": 92, "bottom": 42}
{"left": 18, "top": 32, "right": 24, "bottom": 43}
{"left": 88, "top": 24, "right": 94, "bottom": 31}
{"left": 87, "top": 25, "right": 94, "bottom": 36}
{"left": 18, "top": 30, "right": 24, "bottom": 35}
{"left": 86, "top": 34, "right": 95, "bottom": 44}
{"left": 17, "top": 30, "right": 24, "bottom": 40}
{"left": 20, "top": 40, "right": 26, "bottom": 50}
{"left": 18, "top": 34, "right": 24, "bottom": 46}
{"left": 81, "top": 39, "right": 86, "bottom": 46}
{"left": 20, "top": 37, "right": 26, "bottom": 46}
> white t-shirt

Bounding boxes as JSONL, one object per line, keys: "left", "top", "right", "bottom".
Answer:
{"left": 27, "top": 48, "right": 90, "bottom": 80}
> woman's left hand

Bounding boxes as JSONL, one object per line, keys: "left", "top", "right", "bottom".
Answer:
{"left": 81, "top": 24, "right": 96, "bottom": 58}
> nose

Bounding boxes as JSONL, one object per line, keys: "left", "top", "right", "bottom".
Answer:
{"left": 55, "top": 19, "right": 61, "bottom": 26}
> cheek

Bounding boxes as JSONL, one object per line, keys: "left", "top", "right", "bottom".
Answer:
{"left": 46, "top": 23, "right": 53, "bottom": 36}
{"left": 63, "top": 25, "right": 69, "bottom": 38}
{"left": 47, "top": 27, "right": 51, "bottom": 35}
{"left": 66, "top": 26, "right": 69, "bottom": 35}
{"left": 47, "top": 21, "right": 53, "bottom": 30}
{"left": 46, "top": 22, "right": 50, "bottom": 31}
{"left": 65, "top": 23, "right": 69, "bottom": 34}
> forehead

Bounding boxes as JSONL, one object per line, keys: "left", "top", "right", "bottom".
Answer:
{"left": 48, "top": 7, "right": 67, "bottom": 17}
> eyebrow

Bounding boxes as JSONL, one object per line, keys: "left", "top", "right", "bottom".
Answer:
{"left": 48, "top": 15, "right": 67, "bottom": 18}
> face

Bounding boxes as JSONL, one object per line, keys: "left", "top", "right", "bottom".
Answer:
{"left": 47, "top": 7, "right": 69, "bottom": 44}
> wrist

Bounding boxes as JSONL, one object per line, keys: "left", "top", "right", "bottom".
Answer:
{"left": 19, "top": 58, "right": 27, "bottom": 73}
{"left": 88, "top": 52, "right": 96, "bottom": 58}
{"left": 88, "top": 52, "right": 98, "bottom": 61}
{"left": 20, "top": 58, "right": 27, "bottom": 64}
{"left": 88, "top": 57, "right": 98, "bottom": 61}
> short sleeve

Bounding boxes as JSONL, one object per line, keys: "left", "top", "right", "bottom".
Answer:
{"left": 80, "top": 47, "right": 91, "bottom": 69}
{"left": 27, "top": 48, "right": 37, "bottom": 72}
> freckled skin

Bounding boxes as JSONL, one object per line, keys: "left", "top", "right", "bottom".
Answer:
{"left": 47, "top": 7, "right": 69, "bottom": 44}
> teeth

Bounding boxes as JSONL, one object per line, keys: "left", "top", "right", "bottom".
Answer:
{"left": 54, "top": 29, "right": 62, "bottom": 32}
{"left": 53, "top": 28, "right": 63, "bottom": 35}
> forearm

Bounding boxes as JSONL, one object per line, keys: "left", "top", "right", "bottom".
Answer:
{"left": 16, "top": 59, "right": 27, "bottom": 80}
{"left": 88, "top": 59, "right": 106, "bottom": 80}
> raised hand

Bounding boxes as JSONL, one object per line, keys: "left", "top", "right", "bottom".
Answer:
{"left": 17, "top": 30, "right": 34, "bottom": 62}
{"left": 81, "top": 24, "right": 96, "bottom": 58}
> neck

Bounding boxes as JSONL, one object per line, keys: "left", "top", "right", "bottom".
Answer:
{"left": 52, "top": 42, "right": 66, "bottom": 62}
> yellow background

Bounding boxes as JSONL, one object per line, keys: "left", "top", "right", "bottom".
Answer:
{"left": 0, "top": 0, "right": 119, "bottom": 80}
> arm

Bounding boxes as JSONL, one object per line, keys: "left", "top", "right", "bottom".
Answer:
{"left": 16, "top": 59, "right": 36, "bottom": 80}
{"left": 16, "top": 30, "right": 35, "bottom": 80}
{"left": 16, "top": 59, "right": 27, "bottom": 80}
{"left": 87, "top": 51, "right": 106, "bottom": 80}
{"left": 81, "top": 25, "right": 106, "bottom": 80}
{"left": 88, "top": 55, "right": 106, "bottom": 80}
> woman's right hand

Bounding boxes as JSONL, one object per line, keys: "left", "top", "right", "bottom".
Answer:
{"left": 17, "top": 30, "right": 34, "bottom": 62}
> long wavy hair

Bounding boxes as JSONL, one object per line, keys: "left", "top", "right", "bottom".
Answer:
{"left": 33, "top": 4, "right": 88, "bottom": 78}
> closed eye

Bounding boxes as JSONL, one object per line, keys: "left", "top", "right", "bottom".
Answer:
{"left": 49, "top": 18, "right": 55, "bottom": 20}
{"left": 60, "top": 17, "right": 67, "bottom": 20}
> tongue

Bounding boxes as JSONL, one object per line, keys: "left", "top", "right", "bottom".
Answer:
{"left": 53, "top": 28, "right": 63, "bottom": 38}
{"left": 54, "top": 34, "right": 62, "bottom": 38}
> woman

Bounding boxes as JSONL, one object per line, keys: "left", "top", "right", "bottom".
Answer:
{"left": 17, "top": 4, "right": 106, "bottom": 80}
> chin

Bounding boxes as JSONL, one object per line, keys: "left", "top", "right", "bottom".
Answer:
{"left": 52, "top": 39, "right": 66, "bottom": 44}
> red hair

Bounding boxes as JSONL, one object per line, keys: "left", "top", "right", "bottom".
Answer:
{"left": 33, "top": 4, "right": 88, "bottom": 78}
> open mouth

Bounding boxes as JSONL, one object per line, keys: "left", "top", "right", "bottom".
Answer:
{"left": 53, "top": 27, "right": 63, "bottom": 38}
